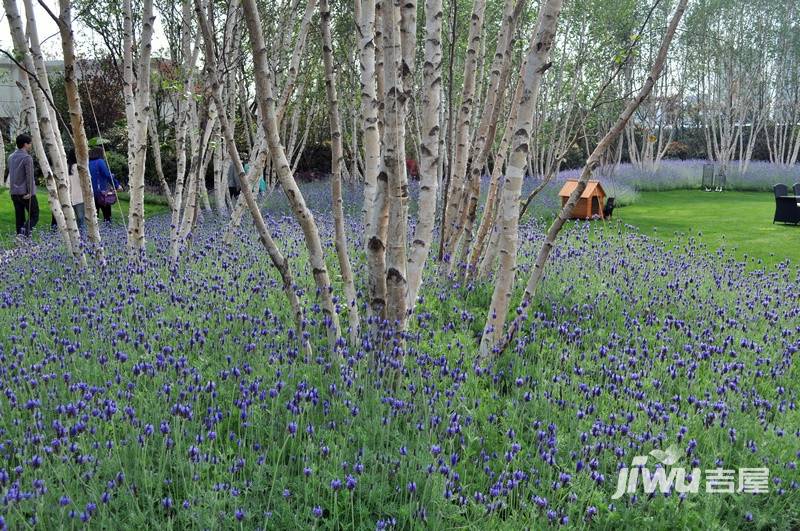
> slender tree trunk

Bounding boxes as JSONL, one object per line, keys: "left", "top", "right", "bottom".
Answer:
{"left": 321, "top": 0, "right": 360, "bottom": 342}
{"left": 359, "top": 0, "right": 389, "bottom": 321}
{"left": 148, "top": 108, "right": 174, "bottom": 208}
{"left": 479, "top": 0, "right": 563, "bottom": 358}
{"left": 169, "top": 0, "right": 196, "bottom": 260}
{"left": 223, "top": 134, "right": 269, "bottom": 241}
{"left": 381, "top": 0, "right": 410, "bottom": 328}
{"left": 7, "top": 0, "right": 82, "bottom": 261}
{"left": 469, "top": 74, "right": 524, "bottom": 275}
{"left": 438, "top": 0, "right": 457, "bottom": 262}
{"left": 124, "top": 0, "right": 156, "bottom": 252}
{"left": 491, "top": 0, "right": 689, "bottom": 358}
{"left": 213, "top": 122, "right": 227, "bottom": 216}
{"left": 358, "top": 0, "right": 379, "bottom": 245}
{"left": 243, "top": 0, "right": 342, "bottom": 345}
{"left": 454, "top": 0, "right": 525, "bottom": 274}
{"left": 195, "top": 0, "right": 311, "bottom": 356}
{"left": 179, "top": 105, "right": 215, "bottom": 241}
{"left": 15, "top": 76, "right": 72, "bottom": 253}
{"left": 406, "top": 0, "right": 443, "bottom": 310}
{"left": 276, "top": 0, "right": 317, "bottom": 126}
{"left": 441, "top": 0, "right": 487, "bottom": 259}
{"left": 57, "top": 0, "right": 103, "bottom": 254}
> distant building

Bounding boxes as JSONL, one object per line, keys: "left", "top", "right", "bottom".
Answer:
{"left": 0, "top": 56, "right": 177, "bottom": 140}
{"left": 0, "top": 56, "right": 64, "bottom": 138}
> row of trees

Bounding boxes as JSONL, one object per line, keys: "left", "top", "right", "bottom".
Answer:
{"left": 2, "top": 0, "right": 788, "bottom": 356}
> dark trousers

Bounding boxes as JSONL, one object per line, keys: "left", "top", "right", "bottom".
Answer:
{"left": 73, "top": 203, "right": 85, "bottom": 230}
{"left": 11, "top": 194, "right": 39, "bottom": 236}
{"left": 229, "top": 186, "right": 240, "bottom": 199}
{"left": 94, "top": 198, "right": 112, "bottom": 222}
{"left": 53, "top": 203, "right": 86, "bottom": 231}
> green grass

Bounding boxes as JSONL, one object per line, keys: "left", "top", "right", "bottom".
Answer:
{"left": 0, "top": 187, "right": 171, "bottom": 246}
{"left": 615, "top": 190, "right": 800, "bottom": 267}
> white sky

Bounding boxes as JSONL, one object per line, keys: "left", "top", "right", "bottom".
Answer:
{"left": 0, "top": 0, "right": 171, "bottom": 59}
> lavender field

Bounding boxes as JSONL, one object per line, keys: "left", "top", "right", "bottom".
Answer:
{"left": 0, "top": 183, "right": 797, "bottom": 529}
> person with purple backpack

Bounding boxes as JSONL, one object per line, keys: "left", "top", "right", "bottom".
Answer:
{"left": 88, "top": 146, "right": 121, "bottom": 222}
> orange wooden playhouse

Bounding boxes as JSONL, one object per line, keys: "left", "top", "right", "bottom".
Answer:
{"left": 557, "top": 179, "right": 607, "bottom": 220}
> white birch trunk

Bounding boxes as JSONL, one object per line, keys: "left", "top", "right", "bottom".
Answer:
{"left": 381, "top": 0, "right": 409, "bottom": 328}
{"left": 7, "top": 0, "right": 81, "bottom": 261}
{"left": 358, "top": 0, "right": 388, "bottom": 320}
{"left": 57, "top": 0, "right": 104, "bottom": 253}
{"left": 243, "top": 0, "right": 342, "bottom": 346}
{"left": 195, "top": 0, "right": 311, "bottom": 355}
{"left": 441, "top": 0, "right": 487, "bottom": 258}
{"left": 124, "top": 0, "right": 156, "bottom": 252}
{"left": 321, "top": 0, "right": 360, "bottom": 342}
{"left": 493, "top": 0, "right": 688, "bottom": 357}
{"left": 454, "top": 0, "right": 524, "bottom": 274}
{"left": 479, "top": 0, "right": 563, "bottom": 358}
{"left": 406, "top": 0, "right": 442, "bottom": 310}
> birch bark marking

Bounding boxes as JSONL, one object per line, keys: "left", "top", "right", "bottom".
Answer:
{"left": 494, "top": 0, "right": 689, "bottom": 358}
{"left": 321, "top": 0, "right": 361, "bottom": 342}
{"left": 479, "top": 0, "right": 563, "bottom": 358}
{"left": 23, "top": 0, "right": 63, "bottom": 157}
{"left": 276, "top": 0, "right": 317, "bottom": 126}
{"left": 169, "top": 0, "right": 195, "bottom": 260}
{"left": 242, "top": 0, "right": 342, "bottom": 345}
{"left": 16, "top": 76, "right": 73, "bottom": 253}
{"left": 381, "top": 0, "right": 410, "bottom": 328}
{"left": 469, "top": 74, "right": 524, "bottom": 276}
{"left": 406, "top": 0, "right": 442, "bottom": 309}
{"left": 399, "top": 0, "right": 416, "bottom": 112}
{"left": 179, "top": 104, "right": 215, "bottom": 242}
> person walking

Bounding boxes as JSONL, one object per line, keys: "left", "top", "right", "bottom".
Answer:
{"left": 50, "top": 150, "right": 85, "bottom": 231}
{"left": 88, "top": 146, "right": 120, "bottom": 222}
{"left": 67, "top": 150, "right": 85, "bottom": 230}
{"left": 8, "top": 133, "right": 39, "bottom": 236}
{"left": 227, "top": 157, "right": 241, "bottom": 199}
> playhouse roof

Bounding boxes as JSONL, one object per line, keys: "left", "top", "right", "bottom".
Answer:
{"left": 558, "top": 179, "right": 605, "bottom": 199}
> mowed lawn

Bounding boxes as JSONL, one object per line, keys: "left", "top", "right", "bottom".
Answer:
{"left": 616, "top": 189, "right": 800, "bottom": 267}
{"left": 0, "top": 188, "right": 171, "bottom": 246}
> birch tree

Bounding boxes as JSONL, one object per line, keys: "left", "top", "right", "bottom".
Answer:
{"left": 440, "top": 0, "right": 487, "bottom": 260}
{"left": 489, "top": 0, "right": 689, "bottom": 358}
{"left": 5, "top": 0, "right": 82, "bottom": 261}
{"left": 381, "top": 0, "right": 410, "bottom": 327}
{"left": 242, "top": 0, "right": 342, "bottom": 345}
{"left": 195, "top": 0, "right": 311, "bottom": 356}
{"left": 53, "top": 0, "right": 104, "bottom": 252}
{"left": 478, "top": 0, "right": 563, "bottom": 358}
{"left": 123, "top": 0, "right": 156, "bottom": 252}
{"left": 320, "top": 0, "right": 360, "bottom": 341}
{"left": 358, "top": 0, "right": 389, "bottom": 320}
{"left": 452, "top": 0, "right": 525, "bottom": 274}
{"left": 405, "top": 0, "right": 443, "bottom": 309}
